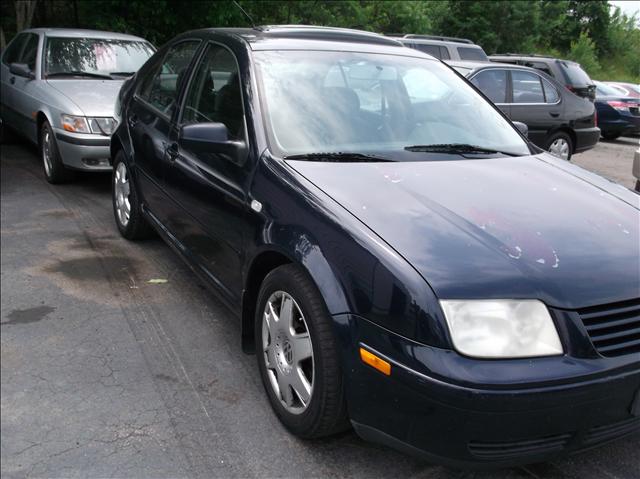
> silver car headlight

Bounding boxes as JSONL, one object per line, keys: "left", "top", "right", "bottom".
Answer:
{"left": 88, "top": 117, "right": 117, "bottom": 135}
{"left": 61, "top": 114, "right": 91, "bottom": 133}
{"left": 440, "top": 300, "right": 563, "bottom": 358}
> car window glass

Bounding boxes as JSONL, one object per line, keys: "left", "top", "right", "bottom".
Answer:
{"left": 512, "top": 70, "right": 544, "bottom": 103}
{"left": 470, "top": 70, "right": 507, "bottom": 103}
{"left": 138, "top": 40, "right": 200, "bottom": 117}
{"left": 182, "top": 45, "right": 244, "bottom": 140}
{"left": 457, "top": 47, "right": 488, "bottom": 61}
{"left": 439, "top": 46, "right": 450, "bottom": 60}
{"left": 559, "top": 61, "right": 592, "bottom": 85}
{"left": 527, "top": 62, "right": 553, "bottom": 77}
{"left": 2, "top": 33, "right": 27, "bottom": 65}
{"left": 19, "top": 33, "right": 39, "bottom": 70}
{"left": 541, "top": 78, "right": 559, "bottom": 103}
{"left": 402, "top": 68, "right": 449, "bottom": 101}
{"left": 414, "top": 44, "right": 441, "bottom": 59}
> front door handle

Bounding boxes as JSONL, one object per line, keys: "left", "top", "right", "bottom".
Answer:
{"left": 165, "top": 142, "right": 179, "bottom": 163}
{"left": 9, "top": 77, "right": 15, "bottom": 85}
{"left": 550, "top": 112, "right": 559, "bottom": 118}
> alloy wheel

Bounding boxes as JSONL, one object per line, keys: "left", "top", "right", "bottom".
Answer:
{"left": 548, "top": 138, "right": 570, "bottom": 160}
{"left": 42, "top": 129, "right": 53, "bottom": 176}
{"left": 114, "top": 162, "right": 131, "bottom": 227}
{"left": 262, "top": 290, "right": 314, "bottom": 414}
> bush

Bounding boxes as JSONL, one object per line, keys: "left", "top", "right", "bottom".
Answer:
{"left": 567, "top": 31, "right": 601, "bottom": 78}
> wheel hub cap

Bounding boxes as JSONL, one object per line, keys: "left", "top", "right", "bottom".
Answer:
{"left": 262, "top": 291, "right": 314, "bottom": 414}
{"left": 42, "top": 130, "right": 53, "bottom": 175}
{"left": 548, "top": 138, "right": 570, "bottom": 160}
{"left": 114, "top": 162, "right": 131, "bottom": 227}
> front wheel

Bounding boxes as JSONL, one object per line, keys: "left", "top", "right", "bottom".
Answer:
{"left": 255, "top": 264, "right": 348, "bottom": 438}
{"left": 112, "top": 151, "right": 154, "bottom": 240}
{"left": 41, "top": 120, "right": 74, "bottom": 183}
{"left": 545, "top": 132, "right": 573, "bottom": 161}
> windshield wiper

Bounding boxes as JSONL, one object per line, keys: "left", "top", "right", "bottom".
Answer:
{"left": 404, "top": 143, "right": 521, "bottom": 157}
{"left": 109, "top": 71, "right": 136, "bottom": 77}
{"left": 46, "top": 71, "right": 113, "bottom": 80}
{"left": 284, "top": 152, "right": 392, "bottom": 162}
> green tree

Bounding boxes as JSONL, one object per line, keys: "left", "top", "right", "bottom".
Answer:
{"left": 567, "top": 31, "right": 601, "bottom": 77}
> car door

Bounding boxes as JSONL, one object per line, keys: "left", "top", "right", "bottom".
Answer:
{"left": 0, "top": 33, "right": 29, "bottom": 129}
{"left": 128, "top": 39, "right": 201, "bottom": 223}
{"left": 11, "top": 32, "right": 40, "bottom": 142}
{"left": 469, "top": 69, "right": 510, "bottom": 117}
{"left": 508, "top": 70, "right": 562, "bottom": 147}
{"left": 162, "top": 43, "right": 250, "bottom": 300}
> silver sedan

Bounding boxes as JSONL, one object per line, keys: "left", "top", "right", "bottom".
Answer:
{"left": 0, "top": 28, "right": 154, "bottom": 183}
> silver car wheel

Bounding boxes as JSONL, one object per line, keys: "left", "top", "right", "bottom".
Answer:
{"left": 548, "top": 138, "right": 570, "bottom": 160}
{"left": 262, "top": 290, "right": 314, "bottom": 414}
{"left": 42, "top": 129, "right": 53, "bottom": 176}
{"left": 114, "top": 162, "right": 131, "bottom": 227}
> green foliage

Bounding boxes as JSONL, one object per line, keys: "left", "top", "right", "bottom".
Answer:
{"left": 1, "top": 0, "right": 637, "bottom": 82}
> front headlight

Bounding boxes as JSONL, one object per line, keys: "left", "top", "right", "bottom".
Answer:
{"left": 88, "top": 117, "right": 117, "bottom": 135}
{"left": 61, "top": 115, "right": 116, "bottom": 135}
{"left": 440, "top": 300, "right": 563, "bottom": 358}
{"left": 61, "top": 114, "right": 90, "bottom": 133}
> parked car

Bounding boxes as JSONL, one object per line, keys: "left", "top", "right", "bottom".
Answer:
{"left": 0, "top": 28, "right": 154, "bottom": 183}
{"left": 594, "top": 81, "right": 640, "bottom": 140}
{"left": 391, "top": 34, "right": 489, "bottom": 61}
{"left": 111, "top": 25, "right": 640, "bottom": 468}
{"left": 605, "top": 81, "right": 640, "bottom": 99}
{"left": 489, "top": 54, "right": 596, "bottom": 101}
{"left": 633, "top": 148, "right": 640, "bottom": 192}
{"left": 448, "top": 61, "right": 599, "bottom": 161}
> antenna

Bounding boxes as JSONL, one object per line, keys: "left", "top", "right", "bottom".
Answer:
{"left": 233, "top": 1, "right": 257, "bottom": 29}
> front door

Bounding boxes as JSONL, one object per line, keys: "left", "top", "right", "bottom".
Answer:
{"left": 163, "top": 43, "right": 250, "bottom": 300}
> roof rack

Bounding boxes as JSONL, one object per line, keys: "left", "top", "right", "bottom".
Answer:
{"left": 490, "top": 53, "right": 555, "bottom": 58}
{"left": 401, "top": 34, "right": 474, "bottom": 44}
{"left": 257, "top": 25, "right": 402, "bottom": 47}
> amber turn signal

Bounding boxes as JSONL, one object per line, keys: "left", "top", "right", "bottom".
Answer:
{"left": 360, "top": 347, "right": 391, "bottom": 376}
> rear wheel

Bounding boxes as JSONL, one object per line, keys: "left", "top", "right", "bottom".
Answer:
{"left": 112, "top": 151, "right": 154, "bottom": 240}
{"left": 545, "top": 132, "right": 573, "bottom": 161}
{"left": 41, "top": 120, "right": 74, "bottom": 183}
{"left": 255, "top": 264, "right": 349, "bottom": 438}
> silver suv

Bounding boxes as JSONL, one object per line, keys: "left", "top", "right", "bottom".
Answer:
{"left": 391, "top": 34, "right": 489, "bottom": 62}
{"left": 0, "top": 28, "right": 154, "bottom": 183}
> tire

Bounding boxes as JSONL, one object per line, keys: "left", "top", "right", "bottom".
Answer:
{"left": 602, "top": 132, "right": 621, "bottom": 141}
{"left": 635, "top": 180, "right": 640, "bottom": 193}
{"left": 40, "top": 120, "right": 74, "bottom": 183}
{"left": 112, "top": 151, "right": 154, "bottom": 240}
{"left": 255, "top": 264, "right": 349, "bottom": 438}
{"left": 545, "top": 131, "right": 573, "bottom": 161}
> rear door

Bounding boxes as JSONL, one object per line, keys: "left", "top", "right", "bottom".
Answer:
{"left": 163, "top": 42, "right": 250, "bottom": 299}
{"left": 508, "top": 70, "right": 563, "bottom": 147}
{"left": 128, "top": 39, "right": 201, "bottom": 222}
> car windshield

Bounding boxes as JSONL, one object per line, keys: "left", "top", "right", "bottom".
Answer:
{"left": 45, "top": 37, "right": 154, "bottom": 78}
{"left": 254, "top": 50, "right": 530, "bottom": 159}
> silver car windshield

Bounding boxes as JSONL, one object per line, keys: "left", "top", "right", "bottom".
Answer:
{"left": 45, "top": 38, "right": 154, "bottom": 77}
{"left": 254, "top": 50, "right": 530, "bottom": 159}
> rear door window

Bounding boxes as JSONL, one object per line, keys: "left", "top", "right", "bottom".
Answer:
{"left": 512, "top": 70, "right": 544, "bottom": 103}
{"left": 470, "top": 69, "right": 508, "bottom": 103}
{"left": 439, "top": 46, "right": 451, "bottom": 60}
{"left": 457, "top": 47, "right": 488, "bottom": 61}
{"left": 541, "top": 78, "right": 559, "bottom": 103}
{"left": 138, "top": 40, "right": 200, "bottom": 117}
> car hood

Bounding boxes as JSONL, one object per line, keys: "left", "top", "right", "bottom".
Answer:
{"left": 47, "top": 79, "right": 125, "bottom": 117}
{"left": 287, "top": 153, "right": 640, "bottom": 309}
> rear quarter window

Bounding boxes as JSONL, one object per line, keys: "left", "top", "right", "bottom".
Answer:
{"left": 457, "top": 47, "right": 488, "bottom": 62}
{"left": 413, "top": 43, "right": 442, "bottom": 59}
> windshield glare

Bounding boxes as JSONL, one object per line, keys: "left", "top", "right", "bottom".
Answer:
{"left": 45, "top": 37, "right": 154, "bottom": 77}
{"left": 255, "top": 51, "right": 530, "bottom": 159}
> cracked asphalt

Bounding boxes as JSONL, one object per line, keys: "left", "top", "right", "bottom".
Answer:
{"left": 1, "top": 138, "right": 639, "bottom": 479}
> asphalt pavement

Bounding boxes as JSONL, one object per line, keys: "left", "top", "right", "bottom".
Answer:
{"left": 1, "top": 138, "right": 639, "bottom": 479}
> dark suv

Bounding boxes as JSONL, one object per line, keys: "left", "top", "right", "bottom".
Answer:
{"left": 110, "top": 25, "right": 640, "bottom": 468}
{"left": 489, "top": 54, "right": 596, "bottom": 101}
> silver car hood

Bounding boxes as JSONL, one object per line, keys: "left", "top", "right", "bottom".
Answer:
{"left": 47, "top": 79, "right": 125, "bottom": 117}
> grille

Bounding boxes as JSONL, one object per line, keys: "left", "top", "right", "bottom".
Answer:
{"left": 468, "top": 434, "right": 571, "bottom": 460}
{"left": 584, "top": 417, "right": 640, "bottom": 446}
{"left": 577, "top": 299, "right": 640, "bottom": 357}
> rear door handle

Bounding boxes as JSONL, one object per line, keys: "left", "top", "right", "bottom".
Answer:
{"left": 165, "top": 142, "right": 179, "bottom": 163}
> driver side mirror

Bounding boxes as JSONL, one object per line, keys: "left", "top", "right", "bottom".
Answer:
{"left": 179, "top": 122, "right": 248, "bottom": 167}
{"left": 10, "top": 63, "right": 34, "bottom": 79}
{"left": 513, "top": 121, "right": 529, "bottom": 137}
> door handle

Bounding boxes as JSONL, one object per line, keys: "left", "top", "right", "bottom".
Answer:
{"left": 550, "top": 112, "right": 559, "bottom": 118}
{"left": 165, "top": 142, "right": 179, "bottom": 163}
{"left": 9, "top": 77, "right": 15, "bottom": 85}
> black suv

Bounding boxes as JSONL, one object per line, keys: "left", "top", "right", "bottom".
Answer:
{"left": 489, "top": 54, "right": 596, "bottom": 101}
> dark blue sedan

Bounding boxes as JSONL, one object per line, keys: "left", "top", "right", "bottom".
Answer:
{"left": 595, "top": 81, "right": 640, "bottom": 140}
{"left": 109, "top": 26, "right": 640, "bottom": 468}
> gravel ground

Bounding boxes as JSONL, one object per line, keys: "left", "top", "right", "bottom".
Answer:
{"left": 1, "top": 137, "right": 639, "bottom": 479}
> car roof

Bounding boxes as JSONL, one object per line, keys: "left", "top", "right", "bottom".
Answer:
{"left": 172, "top": 25, "right": 433, "bottom": 57}
{"left": 22, "top": 28, "right": 148, "bottom": 42}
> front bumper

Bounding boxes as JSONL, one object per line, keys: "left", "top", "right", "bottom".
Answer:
{"left": 54, "top": 129, "right": 112, "bottom": 172}
{"left": 335, "top": 314, "right": 640, "bottom": 468}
